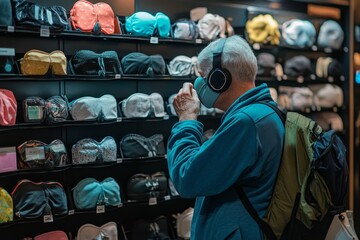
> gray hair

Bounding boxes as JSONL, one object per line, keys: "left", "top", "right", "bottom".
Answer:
{"left": 197, "top": 35, "right": 257, "bottom": 82}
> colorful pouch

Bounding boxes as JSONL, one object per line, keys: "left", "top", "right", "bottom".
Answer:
{"left": 71, "top": 136, "right": 117, "bottom": 165}
{"left": 20, "top": 50, "right": 67, "bottom": 75}
{"left": 119, "top": 133, "right": 165, "bottom": 158}
{"left": 172, "top": 19, "right": 199, "bottom": 40}
{"left": 45, "top": 96, "right": 69, "bottom": 124}
{"left": 73, "top": 177, "right": 122, "bottom": 209}
{"left": 69, "top": 94, "right": 118, "bottom": 121}
{"left": 126, "top": 172, "right": 167, "bottom": 201}
{"left": 17, "top": 139, "right": 68, "bottom": 169}
{"left": 77, "top": 222, "right": 118, "bottom": 240}
{"left": 34, "top": 231, "right": 68, "bottom": 240}
{"left": 0, "top": 187, "right": 13, "bottom": 223}
{"left": 0, "top": 89, "right": 17, "bottom": 126}
{"left": 120, "top": 93, "right": 165, "bottom": 118}
{"left": 12, "top": 179, "right": 68, "bottom": 219}
{"left": 23, "top": 96, "right": 46, "bottom": 123}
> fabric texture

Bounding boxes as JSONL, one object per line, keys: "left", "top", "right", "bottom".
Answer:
{"left": 34, "top": 231, "right": 68, "bottom": 240}
{"left": 167, "top": 55, "right": 197, "bottom": 76}
{"left": 121, "top": 52, "right": 165, "bottom": 76}
{"left": 197, "top": 13, "right": 226, "bottom": 41}
{"left": 282, "top": 19, "right": 316, "bottom": 48}
{"left": 0, "top": 89, "right": 17, "bottom": 126}
{"left": 12, "top": 179, "right": 68, "bottom": 219}
{"left": 167, "top": 84, "right": 284, "bottom": 239}
{"left": 172, "top": 19, "right": 199, "bottom": 40}
{"left": 284, "top": 55, "right": 312, "bottom": 77}
{"left": 72, "top": 136, "right": 117, "bottom": 164}
{"left": 77, "top": 222, "right": 118, "bottom": 240}
{"left": 73, "top": 177, "right": 121, "bottom": 209}
{"left": 120, "top": 93, "right": 166, "bottom": 118}
{"left": 246, "top": 14, "right": 281, "bottom": 45}
{"left": 20, "top": 50, "right": 67, "bottom": 75}
{"left": 0, "top": 187, "right": 13, "bottom": 223}
{"left": 310, "top": 84, "right": 343, "bottom": 108}
{"left": 155, "top": 12, "right": 171, "bottom": 37}
{"left": 317, "top": 20, "right": 344, "bottom": 50}
{"left": 257, "top": 53, "right": 276, "bottom": 77}
{"left": 0, "top": 0, "right": 13, "bottom": 26}
{"left": 69, "top": 94, "right": 118, "bottom": 121}
{"left": 119, "top": 133, "right": 165, "bottom": 158}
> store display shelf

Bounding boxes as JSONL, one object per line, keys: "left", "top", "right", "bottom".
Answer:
{"left": 290, "top": 0, "right": 349, "bottom": 7}
{"left": 0, "top": 74, "right": 196, "bottom": 82}
{"left": 251, "top": 42, "right": 348, "bottom": 54}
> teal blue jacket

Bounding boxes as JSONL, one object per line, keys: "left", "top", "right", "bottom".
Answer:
{"left": 167, "top": 84, "right": 285, "bottom": 239}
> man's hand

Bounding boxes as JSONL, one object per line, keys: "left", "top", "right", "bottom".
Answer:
{"left": 173, "top": 82, "right": 200, "bottom": 121}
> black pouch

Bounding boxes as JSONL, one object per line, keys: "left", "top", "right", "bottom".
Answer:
{"left": 0, "top": 0, "right": 13, "bottom": 26}
{"left": 68, "top": 50, "right": 122, "bottom": 77}
{"left": 13, "top": 0, "right": 68, "bottom": 30}
{"left": 132, "top": 216, "right": 172, "bottom": 240}
{"left": 126, "top": 172, "right": 168, "bottom": 201}
{"left": 45, "top": 96, "right": 68, "bottom": 124}
{"left": 119, "top": 133, "right": 165, "bottom": 158}
{"left": 121, "top": 52, "right": 165, "bottom": 76}
{"left": 23, "top": 96, "right": 46, "bottom": 123}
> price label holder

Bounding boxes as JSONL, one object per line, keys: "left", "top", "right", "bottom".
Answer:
{"left": 150, "top": 37, "right": 159, "bottom": 44}
{"left": 96, "top": 205, "right": 105, "bottom": 213}
{"left": 40, "top": 26, "right": 50, "bottom": 37}
{"left": 7, "top": 26, "right": 14, "bottom": 33}
{"left": 43, "top": 214, "right": 54, "bottom": 223}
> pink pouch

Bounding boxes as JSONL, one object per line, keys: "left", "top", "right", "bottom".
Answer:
{"left": 0, "top": 147, "right": 17, "bottom": 173}
{"left": 0, "top": 89, "right": 17, "bottom": 126}
{"left": 34, "top": 230, "right": 68, "bottom": 240}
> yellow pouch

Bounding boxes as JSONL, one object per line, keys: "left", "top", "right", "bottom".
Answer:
{"left": 20, "top": 50, "right": 67, "bottom": 75}
{"left": 0, "top": 187, "right": 13, "bottom": 223}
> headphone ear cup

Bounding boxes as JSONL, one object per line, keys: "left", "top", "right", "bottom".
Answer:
{"left": 207, "top": 67, "right": 232, "bottom": 93}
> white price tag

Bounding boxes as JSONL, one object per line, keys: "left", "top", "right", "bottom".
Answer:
{"left": 195, "top": 39, "right": 202, "bottom": 44}
{"left": 164, "top": 195, "right": 171, "bottom": 201}
{"left": 149, "top": 197, "right": 157, "bottom": 205}
{"left": 340, "top": 76, "right": 345, "bottom": 81}
{"left": 150, "top": 37, "right": 159, "bottom": 44}
{"left": 252, "top": 43, "right": 260, "bottom": 50}
{"left": 296, "top": 76, "right": 304, "bottom": 83}
{"left": 43, "top": 215, "right": 53, "bottom": 223}
{"left": 25, "top": 146, "right": 45, "bottom": 161}
{"left": 116, "top": 159, "right": 123, "bottom": 164}
{"left": 40, "top": 26, "right": 50, "bottom": 37}
{"left": 96, "top": 205, "right": 105, "bottom": 213}
{"left": 115, "top": 74, "right": 121, "bottom": 79}
{"left": 117, "top": 203, "right": 123, "bottom": 208}
{"left": 328, "top": 76, "right": 334, "bottom": 82}
{"left": 68, "top": 210, "right": 75, "bottom": 215}
{"left": 0, "top": 48, "right": 15, "bottom": 56}
{"left": 163, "top": 115, "right": 169, "bottom": 120}
{"left": 311, "top": 45, "right": 318, "bottom": 51}
{"left": 310, "top": 74, "right": 316, "bottom": 80}
{"left": 7, "top": 26, "right": 14, "bottom": 33}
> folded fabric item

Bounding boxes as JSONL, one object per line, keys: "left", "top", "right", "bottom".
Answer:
{"left": 69, "top": 94, "right": 118, "bottom": 121}
{"left": 172, "top": 19, "right": 199, "bottom": 40}
{"left": 126, "top": 172, "right": 167, "bottom": 201}
{"left": 13, "top": 0, "right": 68, "bottom": 30}
{"left": 33, "top": 231, "right": 69, "bottom": 240}
{"left": 197, "top": 13, "right": 226, "bottom": 41}
{"left": 309, "top": 84, "right": 343, "bottom": 108}
{"left": 132, "top": 216, "right": 172, "bottom": 240}
{"left": 70, "top": 0, "right": 121, "bottom": 35}
{"left": 246, "top": 14, "right": 280, "bottom": 45}
{"left": 317, "top": 20, "right": 344, "bottom": 50}
{"left": 257, "top": 53, "right": 276, "bottom": 77}
{"left": 69, "top": 50, "right": 121, "bottom": 77}
{"left": 119, "top": 133, "right": 165, "bottom": 158}
{"left": 121, "top": 52, "right": 165, "bottom": 76}
{"left": 73, "top": 177, "right": 121, "bottom": 209}
{"left": 155, "top": 12, "right": 171, "bottom": 38}
{"left": 173, "top": 208, "right": 194, "bottom": 240}
{"left": 23, "top": 96, "right": 46, "bottom": 123}
{"left": 0, "top": 89, "right": 17, "bottom": 126}
{"left": 77, "top": 222, "right": 118, "bottom": 240}
{"left": 72, "top": 136, "right": 117, "bottom": 165}
{"left": 0, "top": 187, "right": 13, "bottom": 223}
{"left": 44, "top": 96, "right": 69, "bottom": 124}
{"left": 311, "top": 112, "right": 343, "bottom": 132}
{"left": 284, "top": 55, "right": 312, "bottom": 77}
{"left": 20, "top": 50, "right": 67, "bottom": 75}
{"left": 316, "top": 57, "right": 343, "bottom": 79}
{"left": 120, "top": 93, "right": 165, "bottom": 118}
{"left": 278, "top": 86, "right": 313, "bottom": 112}
{"left": 0, "top": 56, "right": 19, "bottom": 74}
{"left": 167, "top": 55, "right": 197, "bottom": 76}
{"left": 12, "top": 179, "right": 68, "bottom": 219}
{"left": 0, "top": 0, "right": 13, "bottom": 26}
{"left": 17, "top": 139, "right": 68, "bottom": 169}
{"left": 282, "top": 19, "right": 316, "bottom": 48}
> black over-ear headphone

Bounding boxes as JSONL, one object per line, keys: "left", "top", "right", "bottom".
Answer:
{"left": 206, "top": 38, "right": 232, "bottom": 93}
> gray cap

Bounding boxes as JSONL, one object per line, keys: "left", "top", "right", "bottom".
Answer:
{"left": 317, "top": 20, "right": 344, "bottom": 50}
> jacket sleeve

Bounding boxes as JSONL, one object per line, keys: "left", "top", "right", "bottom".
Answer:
{"left": 167, "top": 114, "right": 263, "bottom": 198}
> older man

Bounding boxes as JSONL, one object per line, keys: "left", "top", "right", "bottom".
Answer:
{"left": 167, "top": 35, "right": 285, "bottom": 239}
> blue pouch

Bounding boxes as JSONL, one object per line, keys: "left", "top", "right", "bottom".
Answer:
{"left": 73, "top": 177, "right": 122, "bottom": 209}
{"left": 125, "top": 12, "right": 156, "bottom": 36}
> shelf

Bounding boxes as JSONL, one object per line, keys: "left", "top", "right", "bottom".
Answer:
{"left": 251, "top": 42, "right": 349, "bottom": 54}
{"left": 256, "top": 75, "right": 345, "bottom": 85}
{"left": 290, "top": 0, "right": 349, "bottom": 7}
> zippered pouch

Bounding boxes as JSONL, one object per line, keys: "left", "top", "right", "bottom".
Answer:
{"left": 132, "top": 216, "right": 172, "bottom": 240}
{"left": 77, "top": 222, "right": 118, "bottom": 240}
{"left": 126, "top": 172, "right": 167, "bottom": 201}
{"left": 33, "top": 230, "right": 69, "bottom": 240}
{"left": 0, "top": 187, "right": 13, "bottom": 223}
{"left": 20, "top": 50, "right": 67, "bottom": 75}
{"left": 119, "top": 133, "right": 165, "bottom": 158}
{"left": 120, "top": 93, "right": 165, "bottom": 118}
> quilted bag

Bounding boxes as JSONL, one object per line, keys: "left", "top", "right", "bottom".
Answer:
{"left": 77, "top": 222, "right": 118, "bottom": 240}
{"left": 0, "top": 187, "right": 13, "bottom": 223}
{"left": 20, "top": 50, "right": 67, "bottom": 75}
{"left": 126, "top": 172, "right": 167, "bottom": 201}
{"left": 119, "top": 133, "right": 165, "bottom": 158}
{"left": 13, "top": 0, "right": 68, "bottom": 30}
{"left": 70, "top": 0, "right": 121, "bottom": 35}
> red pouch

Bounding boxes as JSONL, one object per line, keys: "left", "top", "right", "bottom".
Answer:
{"left": 0, "top": 89, "right": 17, "bottom": 126}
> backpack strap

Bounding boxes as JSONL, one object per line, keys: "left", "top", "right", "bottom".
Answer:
{"left": 235, "top": 100, "right": 285, "bottom": 240}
